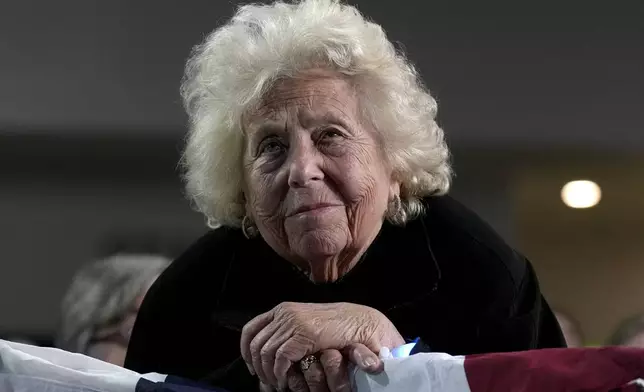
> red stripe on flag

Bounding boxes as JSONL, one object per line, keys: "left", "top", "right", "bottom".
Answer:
{"left": 464, "top": 347, "right": 644, "bottom": 392}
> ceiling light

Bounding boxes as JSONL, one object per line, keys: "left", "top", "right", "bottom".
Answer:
{"left": 561, "top": 180, "right": 601, "bottom": 209}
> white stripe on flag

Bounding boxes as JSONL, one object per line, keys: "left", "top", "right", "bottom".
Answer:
{"left": 352, "top": 353, "right": 471, "bottom": 392}
{"left": 0, "top": 339, "right": 142, "bottom": 392}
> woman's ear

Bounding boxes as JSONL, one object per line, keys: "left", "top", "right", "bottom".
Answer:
{"left": 389, "top": 180, "right": 401, "bottom": 201}
{"left": 241, "top": 192, "right": 251, "bottom": 217}
{"left": 385, "top": 180, "right": 405, "bottom": 226}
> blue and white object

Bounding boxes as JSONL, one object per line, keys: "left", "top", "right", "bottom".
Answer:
{"left": 390, "top": 338, "right": 419, "bottom": 358}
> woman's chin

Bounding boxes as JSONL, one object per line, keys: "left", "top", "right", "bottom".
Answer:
{"left": 292, "top": 231, "right": 345, "bottom": 258}
{"left": 289, "top": 233, "right": 347, "bottom": 278}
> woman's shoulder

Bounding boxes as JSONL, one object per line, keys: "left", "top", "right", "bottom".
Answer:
{"left": 419, "top": 195, "right": 528, "bottom": 295}
{"left": 150, "top": 227, "right": 244, "bottom": 299}
{"left": 421, "top": 196, "right": 517, "bottom": 256}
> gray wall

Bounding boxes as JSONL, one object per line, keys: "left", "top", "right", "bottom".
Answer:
{"left": 0, "top": 179, "right": 205, "bottom": 334}
{"left": 1, "top": 0, "right": 643, "bottom": 149}
{"left": 0, "top": 136, "right": 205, "bottom": 334}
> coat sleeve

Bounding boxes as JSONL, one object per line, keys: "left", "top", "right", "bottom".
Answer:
{"left": 409, "top": 258, "right": 566, "bottom": 355}
{"left": 407, "top": 196, "right": 566, "bottom": 355}
{"left": 475, "top": 259, "right": 567, "bottom": 352}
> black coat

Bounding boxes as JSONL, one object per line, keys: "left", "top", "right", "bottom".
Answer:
{"left": 125, "top": 196, "right": 565, "bottom": 391}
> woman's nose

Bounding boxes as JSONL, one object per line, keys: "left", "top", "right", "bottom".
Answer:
{"left": 287, "top": 144, "right": 324, "bottom": 188}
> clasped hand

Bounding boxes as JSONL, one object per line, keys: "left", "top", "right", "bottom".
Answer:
{"left": 240, "top": 302, "right": 405, "bottom": 391}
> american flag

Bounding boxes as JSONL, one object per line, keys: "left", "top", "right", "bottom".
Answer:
{"left": 2, "top": 339, "right": 644, "bottom": 392}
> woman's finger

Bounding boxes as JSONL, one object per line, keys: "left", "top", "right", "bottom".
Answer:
{"left": 240, "top": 311, "right": 274, "bottom": 375}
{"left": 287, "top": 367, "right": 309, "bottom": 392}
{"left": 259, "top": 381, "right": 275, "bottom": 392}
{"left": 249, "top": 321, "right": 282, "bottom": 385}
{"left": 273, "top": 334, "right": 317, "bottom": 390}
{"left": 257, "top": 325, "right": 292, "bottom": 387}
{"left": 301, "top": 356, "right": 329, "bottom": 392}
{"left": 319, "top": 349, "right": 351, "bottom": 392}
{"left": 343, "top": 343, "right": 384, "bottom": 374}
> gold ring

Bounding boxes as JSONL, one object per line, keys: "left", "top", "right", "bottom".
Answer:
{"left": 299, "top": 354, "right": 318, "bottom": 372}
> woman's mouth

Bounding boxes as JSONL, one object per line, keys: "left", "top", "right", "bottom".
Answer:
{"left": 288, "top": 204, "right": 342, "bottom": 217}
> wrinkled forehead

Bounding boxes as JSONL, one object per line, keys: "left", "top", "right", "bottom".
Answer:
{"left": 243, "top": 71, "right": 359, "bottom": 131}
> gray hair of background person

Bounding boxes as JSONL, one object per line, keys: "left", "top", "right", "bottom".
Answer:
{"left": 609, "top": 313, "right": 644, "bottom": 346}
{"left": 181, "top": 0, "right": 452, "bottom": 229}
{"left": 56, "top": 254, "right": 171, "bottom": 354}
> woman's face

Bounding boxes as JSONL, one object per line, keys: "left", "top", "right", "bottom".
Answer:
{"left": 243, "top": 71, "right": 399, "bottom": 282}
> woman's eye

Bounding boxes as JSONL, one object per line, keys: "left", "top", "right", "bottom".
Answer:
{"left": 320, "top": 129, "right": 344, "bottom": 141}
{"left": 259, "top": 140, "right": 285, "bottom": 155}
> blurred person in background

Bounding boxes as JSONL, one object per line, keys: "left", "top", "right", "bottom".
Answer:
{"left": 126, "top": 0, "right": 564, "bottom": 391}
{"left": 554, "top": 310, "right": 584, "bottom": 347}
{"left": 609, "top": 313, "right": 644, "bottom": 348}
{"left": 56, "top": 254, "right": 170, "bottom": 366}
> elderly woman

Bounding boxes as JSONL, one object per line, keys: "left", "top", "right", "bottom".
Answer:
{"left": 125, "top": 0, "right": 565, "bottom": 391}
{"left": 56, "top": 254, "right": 170, "bottom": 366}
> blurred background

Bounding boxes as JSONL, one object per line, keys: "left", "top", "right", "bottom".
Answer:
{"left": 0, "top": 0, "right": 643, "bottom": 347}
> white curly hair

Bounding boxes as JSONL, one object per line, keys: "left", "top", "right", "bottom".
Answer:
{"left": 181, "top": 0, "right": 452, "bottom": 228}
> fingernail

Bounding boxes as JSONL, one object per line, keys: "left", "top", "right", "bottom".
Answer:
{"left": 363, "top": 357, "right": 377, "bottom": 368}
